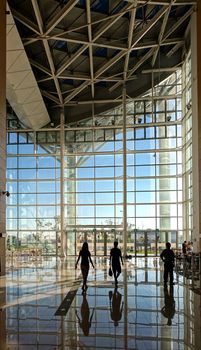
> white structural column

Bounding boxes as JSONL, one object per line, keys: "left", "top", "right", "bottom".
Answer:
{"left": 191, "top": 7, "right": 201, "bottom": 350}
{"left": 66, "top": 157, "right": 76, "bottom": 256}
{"left": 123, "top": 85, "right": 128, "bottom": 347}
{"left": 123, "top": 85, "right": 127, "bottom": 256}
{"left": 0, "top": 0, "right": 6, "bottom": 276}
{"left": 60, "top": 107, "right": 66, "bottom": 256}
{"left": 191, "top": 11, "right": 200, "bottom": 252}
{"left": 159, "top": 139, "right": 171, "bottom": 243}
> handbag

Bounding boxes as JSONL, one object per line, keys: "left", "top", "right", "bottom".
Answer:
{"left": 108, "top": 266, "right": 113, "bottom": 277}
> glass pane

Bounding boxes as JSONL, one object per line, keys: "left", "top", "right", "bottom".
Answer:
{"left": 19, "top": 157, "right": 36, "bottom": 168}
{"left": 136, "top": 179, "right": 155, "bottom": 191}
{"left": 7, "top": 157, "right": 17, "bottom": 168}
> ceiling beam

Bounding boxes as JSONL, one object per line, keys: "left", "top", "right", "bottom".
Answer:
{"left": 166, "top": 41, "right": 184, "bottom": 57}
{"left": 131, "top": 5, "right": 170, "bottom": 48}
{"left": 41, "top": 90, "right": 60, "bottom": 104}
{"left": 63, "top": 50, "right": 128, "bottom": 105}
{"left": 110, "top": 1, "right": 137, "bottom": 92}
{"left": 56, "top": 1, "right": 136, "bottom": 91}
{"left": 134, "top": 38, "right": 184, "bottom": 49}
{"left": 46, "top": 1, "right": 195, "bottom": 39}
{"left": 60, "top": 74, "right": 126, "bottom": 82}
{"left": 65, "top": 99, "right": 122, "bottom": 105}
{"left": 137, "top": 0, "right": 196, "bottom": 4}
{"left": 151, "top": 0, "right": 175, "bottom": 67}
{"left": 142, "top": 67, "right": 180, "bottom": 73}
{"left": 59, "top": 2, "right": 187, "bottom": 105}
{"left": 29, "top": 58, "right": 52, "bottom": 76}
{"left": 86, "top": 0, "right": 94, "bottom": 99}
{"left": 124, "top": 1, "right": 137, "bottom": 78}
{"left": 11, "top": 0, "right": 194, "bottom": 110}
{"left": 23, "top": 33, "right": 184, "bottom": 52}
{"left": 64, "top": 81, "right": 89, "bottom": 104}
{"left": 31, "top": 0, "right": 63, "bottom": 104}
{"left": 39, "top": 72, "right": 128, "bottom": 83}
{"left": 109, "top": 47, "right": 155, "bottom": 92}
{"left": 95, "top": 51, "right": 126, "bottom": 79}
{"left": 31, "top": 0, "right": 43, "bottom": 33}
{"left": 10, "top": 8, "right": 40, "bottom": 35}
{"left": 38, "top": 76, "right": 53, "bottom": 83}
{"left": 92, "top": 2, "right": 134, "bottom": 42}
{"left": 52, "top": 35, "right": 127, "bottom": 51}
{"left": 109, "top": 5, "right": 170, "bottom": 92}
{"left": 128, "top": 47, "right": 156, "bottom": 77}
{"left": 163, "top": 7, "right": 194, "bottom": 41}
{"left": 56, "top": 45, "right": 89, "bottom": 76}
{"left": 23, "top": 37, "right": 39, "bottom": 46}
{"left": 59, "top": 73, "right": 91, "bottom": 81}
{"left": 44, "top": 0, "right": 79, "bottom": 36}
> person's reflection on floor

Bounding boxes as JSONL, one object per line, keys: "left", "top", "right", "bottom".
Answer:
{"left": 109, "top": 288, "right": 124, "bottom": 327}
{"left": 161, "top": 285, "right": 175, "bottom": 325}
{"left": 75, "top": 292, "right": 94, "bottom": 336}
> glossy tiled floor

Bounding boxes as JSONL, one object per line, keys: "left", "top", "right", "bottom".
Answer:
{"left": 0, "top": 256, "right": 201, "bottom": 350}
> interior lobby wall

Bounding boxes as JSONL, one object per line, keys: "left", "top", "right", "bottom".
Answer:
{"left": 0, "top": 2, "right": 7, "bottom": 348}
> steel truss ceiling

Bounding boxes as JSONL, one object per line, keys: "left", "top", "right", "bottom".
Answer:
{"left": 8, "top": 0, "right": 196, "bottom": 125}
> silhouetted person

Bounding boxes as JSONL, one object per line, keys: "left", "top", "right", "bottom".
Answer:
{"left": 186, "top": 241, "right": 193, "bottom": 267}
{"left": 109, "top": 288, "right": 123, "bottom": 327}
{"left": 160, "top": 242, "right": 175, "bottom": 286}
{"left": 76, "top": 292, "right": 94, "bottom": 336}
{"left": 161, "top": 285, "right": 175, "bottom": 325}
{"left": 75, "top": 242, "right": 94, "bottom": 291}
{"left": 110, "top": 241, "right": 123, "bottom": 285}
{"left": 182, "top": 240, "right": 187, "bottom": 255}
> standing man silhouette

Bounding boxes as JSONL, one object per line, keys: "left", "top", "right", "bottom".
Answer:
{"left": 160, "top": 242, "right": 175, "bottom": 286}
{"left": 110, "top": 241, "right": 123, "bottom": 285}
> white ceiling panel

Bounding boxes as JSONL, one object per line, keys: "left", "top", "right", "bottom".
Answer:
{"left": 6, "top": 4, "right": 50, "bottom": 129}
{"left": 8, "top": 51, "right": 31, "bottom": 73}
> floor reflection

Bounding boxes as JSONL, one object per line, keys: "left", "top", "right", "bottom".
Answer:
{"left": 76, "top": 291, "right": 94, "bottom": 336}
{"left": 0, "top": 256, "right": 200, "bottom": 349}
{"left": 109, "top": 288, "right": 123, "bottom": 327}
{"left": 161, "top": 285, "right": 175, "bottom": 325}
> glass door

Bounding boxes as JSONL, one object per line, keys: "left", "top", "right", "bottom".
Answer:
{"left": 76, "top": 228, "right": 94, "bottom": 255}
{"left": 135, "top": 231, "right": 146, "bottom": 256}
{"left": 134, "top": 230, "right": 158, "bottom": 256}
{"left": 146, "top": 231, "right": 157, "bottom": 256}
{"left": 96, "top": 230, "right": 106, "bottom": 256}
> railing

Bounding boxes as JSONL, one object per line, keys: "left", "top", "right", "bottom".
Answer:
{"left": 175, "top": 252, "right": 201, "bottom": 294}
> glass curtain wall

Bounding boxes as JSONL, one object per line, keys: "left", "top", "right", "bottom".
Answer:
{"left": 182, "top": 51, "right": 193, "bottom": 242}
{"left": 65, "top": 70, "right": 182, "bottom": 256}
{"left": 6, "top": 131, "right": 61, "bottom": 255}
{"left": 6, "top": 69, "right": 183, "bottom": 256}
